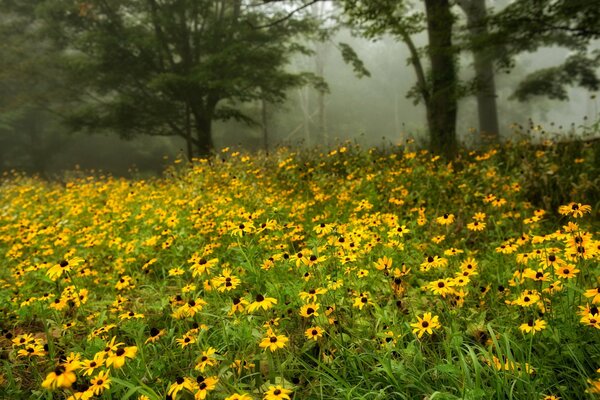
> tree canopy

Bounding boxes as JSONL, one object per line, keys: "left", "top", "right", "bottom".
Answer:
{"left": 5, "top": 0, "right": 325, "bottom": 158}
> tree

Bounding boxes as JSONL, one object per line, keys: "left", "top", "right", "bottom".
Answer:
{"left": 456, "top": 0, "right": 499, "bottom": 144}
{"left": 490, "top": 0, "right": 600, "bottom": 102}
{"left": 9, "top": 0, "right": 324, "bottom": 158}
{"left": 0, "top": 5, "right": 73, "bottom": 172}
{"left": 342, "top": 0, "right": 459, "bottom": 157}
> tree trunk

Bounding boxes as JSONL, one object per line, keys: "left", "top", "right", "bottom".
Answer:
{"left": 424, "top": 0, "right": 458, "bottom": 158}
{"left": 261, "top": 98, "right": 269, "bottom": 154}
{"left": 194, "top": 116, "right": 213, "bottom": 156}
{"left": 185, "top": 104, "right": 194, "bottom": 160}
{"left": 458, "top": 0, "right": 500, "bottom": 145}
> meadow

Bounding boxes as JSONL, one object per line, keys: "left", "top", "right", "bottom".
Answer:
{"left": 0, "top": 137, "right": 599, "bottom": 400}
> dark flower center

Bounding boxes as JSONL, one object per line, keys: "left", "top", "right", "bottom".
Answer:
{"left": 116, "top": 348, "right": 125, "bottom": 356}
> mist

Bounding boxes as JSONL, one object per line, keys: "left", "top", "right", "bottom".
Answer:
{"left": 0, "top": 1, "right": 598, "bottom": 175}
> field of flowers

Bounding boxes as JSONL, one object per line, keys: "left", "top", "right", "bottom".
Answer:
{"left": 0, "top": 140, "right": 598, "bottom": 400}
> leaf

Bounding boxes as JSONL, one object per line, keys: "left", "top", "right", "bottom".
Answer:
{"left": 338, "top": 42, "right": 371, "bottom": 78}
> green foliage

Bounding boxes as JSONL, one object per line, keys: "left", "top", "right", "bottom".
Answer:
{"left": 338, "top": 42, "right": 371, "bottom": 78}
{"left": 490, "top": 0, "right": 600, "bottom": 102}
{"left": 0, "top": 140, "right": 599, "bottom": 399}
{"left": 512, "top": 52, "right": 600, "bottom": 101}
{"left": 2, "top": 0, "right": 325, "bottom": 156}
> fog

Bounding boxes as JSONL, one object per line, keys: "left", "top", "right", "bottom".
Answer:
{"left": 0, "top": 2, "right": 598, "bottom": 175}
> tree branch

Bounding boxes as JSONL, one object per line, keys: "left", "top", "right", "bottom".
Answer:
{"left": 250, "top": 0, "right": 323, "bottom": 29}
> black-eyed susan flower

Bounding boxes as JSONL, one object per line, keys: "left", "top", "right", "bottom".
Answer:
{"left": 374, "top": 256, "right": 393, "bottom": 271}
{"left": 106, "top": 345, "right": 137, "bottom": 369}
{"left": 263, "top": 385, "right": 292, "bottom": 400}
{"left": 259, "top": 329, "right": 289, "bottom": 352}
{"left": 213, "top": 269, "right": 241, "bottom": 292}
{"left": 195, "top": 347, "right": 218, "bottom": 372}
{"left": 167, "top": 376, "right": 195, "bottom": 399}
{"left": 436, "top": 213, "right": 455, "bottom": 225}
{"left": 189, "top": 257, "right": 218, "bottom": 277}
{"left": 512, "top": 291, "right": 540, "bottom": 307}
{"left": 558, "top": 202, "right": 591, "bottom": 218}
{"left": 247, "top": 294, "right": 277, "bottom": 313}
{"left": 225, "top": 393, "right": 253, "bottom": 400}
{"left": 305, "top": 326, "right": 324, "bottom": 341}
{"left": 584, "top": 287, "right": 600, "bottom": 304}
{"left": 229, "top": 297, "right": 249, "bottom": 315}
{"left": 46, "top": 257, "right": 84, "bottom": 281}
{"left": 299, "top": 303, "right": 320, "bottom": 318}
{"left": 467, "top": 221, "right": 486, "bottom": 231}
{"left": 17, "top": 343, "right": 45, "bottom": 358}
{"left": 193, "top": 375, "right": 218, "bottom": 399}
{"left": 426, "top": 278, "right": 455, "bottom": 297}
{"left": 353, "top": 292, "right": 373, "bottom": 310}
{"left": 145, "top": 327, "right": 166, "bottom": 344}
{"left": 299, "top": 287, "right": 327, "bottom": 303}
{"left": 411, "top": 312, "right": 441, "bottom": 338}
{"left": 519, "top": 318, "right": 547, "bottom": 334}
{"left": 80, "top": 353, "right": 105, "bottom": 376}
{"left": 42, "top": 364, "right": 77, "bottom": 389}
{"left": 176, "top": 333, "right": 197, "bottom": 348}
{"left": 89, "top": 370, "right": 111, "bottom": 395}
{"left": 555, "top": 264, "right": 579, "bottom": 279}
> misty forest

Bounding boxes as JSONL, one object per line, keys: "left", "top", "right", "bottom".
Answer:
{"left": 1, "top": 1, "right": 599, "bottom": 399}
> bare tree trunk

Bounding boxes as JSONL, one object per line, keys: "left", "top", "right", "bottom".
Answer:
{"left": 193, "top": 115, "right": 213, "bottom": 156}
{"left": 457, "top": 0, "right": 500, "bottom": 145}
{"left": 262, "top": 98, "right": 269, "bottom": 154}
{"left": 424, "top": 0, "right": 458, "bottom": 158}
{"left": 184, "top": 104, "right": 194, "bottom": 160}
{"left": 313, "top": 2, "right": 327, "bottom": 147}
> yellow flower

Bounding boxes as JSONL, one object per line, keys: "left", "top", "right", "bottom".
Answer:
{"left": 247, "top": 294, "right": 277, "bottom": 313}
{"left": 42, "top": 364, "right": 77, "bottom": 389}
{"left": 46, "top": 257, "right": 84, "bottom": 281}
{"left": 225, "top": 394, "right": 253, "bottom": 400}
{"left": 89, "top": 370, "right": 111, "bottom": 395}
{"left": 193, "top": 375, "right": 218, "bottom": 399}
{"left": 519, "top": 318, "right": 547, "bottom": 334}
{"left": 263, "top": 385, "right": 292, "bottom": 400}
{"left": 106, "top": 346, "right": 137, "bottom": 368}
{"left": 80, "top": 353, "right": 105, "bottom": 376}
{"left": 374, "top": 256, "right": 393, "bottom": 271}
{"left": 411, "top": 312, "right": 441, "bottom": 338}
{"left": 436, "top": 213, "right": 455, "bottom": 225}
{"left": 167, "top": 377, "right": 195, "bottom": 399}
{"left": 353, "top": 292, "right": 372, "bottom": 310}
{"left": 299, "top": 287, "right": 327, "bottom": 303}
{"left": 177, "top": 334, "right": 197, "bottom": 348}
{"left": 195, "top": 347, "right": 218, "bottom": 372}
{"left": 299, "top": 303, "right": 320, "bottom": 318}
{"left": 584, "top": 287, "right": 600, "bottom": 304}
{"left": 467, "top": 221, "right": 486, "bottom": 231}
{"left": 558, "top": 202, "right": 592, "bottom": 218}
{"left": 305, "top": 326, "right": 324, "bottom": 341}
{"left": 259, "top": 330, "right": 289, "bottom": 352}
